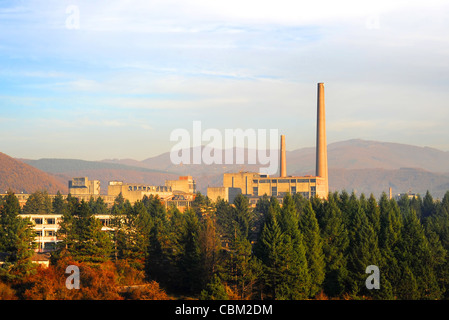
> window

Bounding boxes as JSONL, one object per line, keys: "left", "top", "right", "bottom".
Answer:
{"left": 291, "top": 186, "right": 296, "bottom": 194}
{"left": 45, "top": 218, "right": 56, "bottom": 225}
{"left": 44, "top": 242, "right": 56, "bottom": 250}
{"left": 34, "top": 218, "right": 43, "bottom": 225}
{"left": 99, "top": 219, "right": 111, "bottom": 227}
{"left": 278, "top": 192, "right": 288, "bottom": 197}
{"left": 253, "top": 187, "right": 259, "bottom": 196}
{"left": 45, "top": 230, "right": 56, "bottom": 237}
{"left": 35, "top": 231, "right": 42, "bottom": 237}
{"left": 271, "top": 187, "right": 277, "bottom": 196}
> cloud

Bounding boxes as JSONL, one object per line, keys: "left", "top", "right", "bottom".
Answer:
{"left": 1, "top": 0, "right": 449, "bottom": 159}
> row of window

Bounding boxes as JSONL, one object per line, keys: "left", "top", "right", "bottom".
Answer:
{"left": 35, "top": 230, "right": 56, "bottom": 237}
{"left": 127, "top": 185, "right": 170, "bottom": 192}
{"left": 33, "top": 218, "right": 57, "bottom": 225}
{"left": 252, "top": 186, "right": 316, "bottom": 197}
{"left": 253, "top": 178, "right": 317, "bottom": 184}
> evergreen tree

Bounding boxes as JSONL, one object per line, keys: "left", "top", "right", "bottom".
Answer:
{"left": 224, "top": 232, "right": 262, "bottom": 299}
{"left": 422, "top": 191, "right": 436, "bottom": 220}
{"left": 256, "top": 202, "right": 310, "bottom": 300}
{"left": 200, "top": 211, "right": 221, "bottom": 285}
{"left": 365, "top": 194, "right": 381, "bottom": 236}
{"left": 378, "top": 193, "right": 402, "bottom": 297}
{"left": 319, "top": 193, "right": 349, "bottom": 297}
{"left": 298, "top": 201, "right": 325, "bottom": 298}
{"left": 56, "top": 200, "right": 112, "bottom": 263}
{"left": 200, "top": 274, "right": 228, "bottom": 300}
{"left": 232, "top": 194, "right": 253, "bottom": 240}
{"left": 345, "top": 195, "right": 383, "bottom": 297}
{"left": 115, "top": 201, "right": 152, "bottom": 269}
{"left": 22, "top": 190, "right": 52, "bottom": 215}
{"left": 0, "top": 192, "right": 37, "bottom": 281}
{"left": 52, "top": 191, "right": 67, "bottom": 215}
{"left": 397, "top": 209, "right": 442, "bottom": 299}
{"left": 178, "top": 209, "right": 205, "bottom": 294}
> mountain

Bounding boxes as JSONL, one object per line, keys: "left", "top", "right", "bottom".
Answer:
{"left": 19, "top": 158, "right": 180, "bottom": 195}
{"left": 0, "top": 152, "right": 67, "bottom": 194}
{"left": 15, "top": 139, "right": 449, "bottom": 199}
{"left": 329, "top": 167, "right": 449, "bottom": 199}
{"left": 100, "top": 139, "right": 449, "bottom": 198}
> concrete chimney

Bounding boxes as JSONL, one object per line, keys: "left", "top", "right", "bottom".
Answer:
{"left": 316, "top": 82, "right": 329, "bottom": 194}
{"left": 280, "top": 135, "right": 287, "bottom": 177}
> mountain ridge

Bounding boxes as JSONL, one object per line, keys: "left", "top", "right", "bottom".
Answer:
{"left": 8, "top": 139, "right": 449, "bottom": 199}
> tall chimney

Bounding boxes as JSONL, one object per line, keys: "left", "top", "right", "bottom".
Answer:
{"left": 316, "top": 82, "right": 329, "bottom": 195}
{"left": 280, "top": 135, "right": 287, "bottom": 177}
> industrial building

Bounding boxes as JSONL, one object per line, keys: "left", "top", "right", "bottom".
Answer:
{"left": 207, "top": 82, "right": 330, "bottom": 204}
{"left": 68, "top": 177, "right": 100, "bottom": 195}
{"left": 17, "top": 176, "right": 198, "bottom": 252}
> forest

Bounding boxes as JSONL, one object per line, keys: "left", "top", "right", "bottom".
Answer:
{"left": 1, "top": 188, "right": 449, "bottom": 300}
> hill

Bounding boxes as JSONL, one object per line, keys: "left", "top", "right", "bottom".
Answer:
{"left": 0, "top": 152, "right": 67, "bottom": 194}
{"left": 14, "top": 139, "right": 449, "bottom": 198}
{"left": 19, "top": 158, "right": 180, "bottom": 195}
{"left": 101, "top": 139, "right": 449, "bottom": 198}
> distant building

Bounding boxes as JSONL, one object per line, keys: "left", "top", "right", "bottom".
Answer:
{"left": 218, "top": 172, "right": 327, "bottom": 205}
{"left": 9, "top": 174, "right": 198, "bottom": 253}
{"left": 107, "top": 181, "right": 173, "bottom": 204}
{"left": 207, "top": 83, "right": 330, "bottom": 205}
{"left": 395, "top": 192, "right": 419, "bottom": 201}
{"left": 207, "top": 186, "right": 242, "bottom": 204}
{"left": 165, "top": 176, "right": 196, "bottom": 194}
{"left": 68, "top": 177, "right": 100, "bottom": 195}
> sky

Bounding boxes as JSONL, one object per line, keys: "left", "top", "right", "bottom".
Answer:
{"left": 1, "top": 0, "right": 449, "bottom": 161}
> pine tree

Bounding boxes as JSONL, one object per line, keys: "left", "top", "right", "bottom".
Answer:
{"left": 255, "top": 205, "right": 284, "bottom": 299}
{"left": 22, "top": 190, "right": 52, "bottom": 215}
{"left": 52, "top": 191, "right": 67, "bottom": 215}
{"left": 378, "top": 193, "right": 402, "bottom": 297}
{"left": 232, "top": 194, "right": 253, "bottom": 240}
{"left": 319, "top": 193, "right": 349, "bottom": 297}
{"left": 199, "top": 211, "right": 221, "bottom": 285}
{"left": 397, "top": 209, "right": 442, "bottom": 299}
{"left": 298, "top": 201, "right": 325, "bottom": 298}
{"left": 0, "top": 192, "right": 37, "bottom": 281}
{"left": 256, "top": 200, "right": 310, "bottom": 300}
{"left": 365, "top": 194, "right": 381, "bottom": 236}
{"left": 56, "top": 200, "right": 112, "bottom": 264}
{"left": 422, "top": 191, "right": 436, "bottom": 220}
{"left": 345, "top": 195, "right": 383, "bottom": 297}
{"left": 178, "top": 209, "right": 204, "bottom": 295}
{"left": 224, "top": 233, "right": 261, "bottom": 299}
{"left": 200, "top": 274, "right": 228, "bottom": 300}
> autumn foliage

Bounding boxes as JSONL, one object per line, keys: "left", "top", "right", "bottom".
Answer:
{"left": 19, "top": 256, "right": 169, "bottom": 300}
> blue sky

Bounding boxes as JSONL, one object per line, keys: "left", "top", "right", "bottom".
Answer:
{"left": 1, "top": 0, "right": 449, "bottom": 160}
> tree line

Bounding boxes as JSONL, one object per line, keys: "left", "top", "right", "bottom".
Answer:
{"left": 1, "top": 189, "right": 449, "bottom": 300}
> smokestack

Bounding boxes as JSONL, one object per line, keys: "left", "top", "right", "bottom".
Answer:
{"left": 316, "top": 82, "right": 329, "bottom": 194}
{"left": 280, "top": 135, "right": 287, "bottom": 177}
